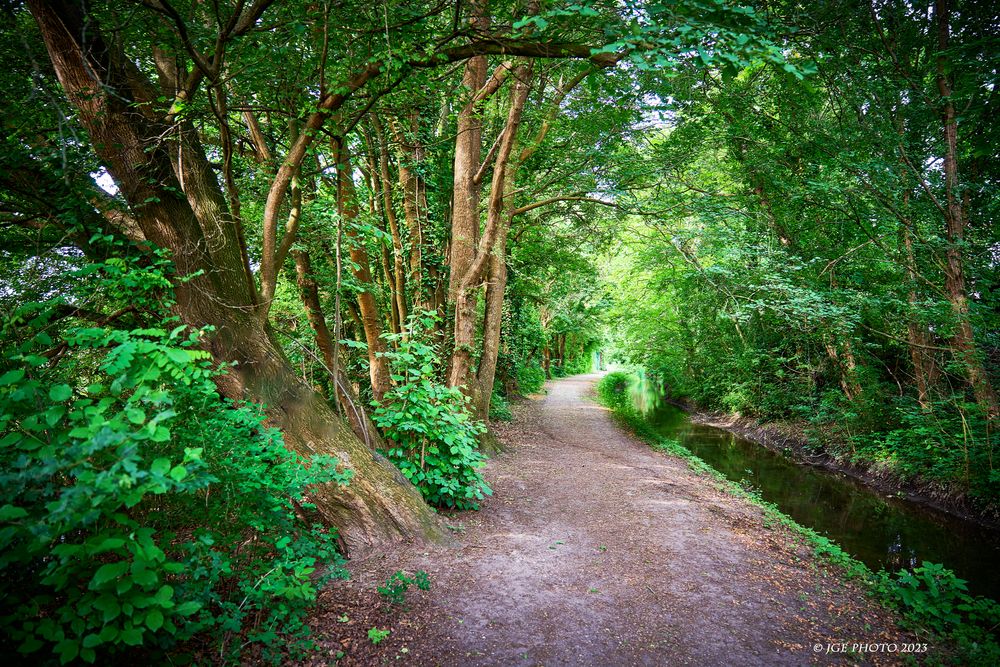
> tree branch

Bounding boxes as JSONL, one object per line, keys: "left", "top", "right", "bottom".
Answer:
{"left": 512, "top": 195, "right": 616, "bottom": 217}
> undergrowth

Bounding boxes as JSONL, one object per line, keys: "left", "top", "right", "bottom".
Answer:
{"left": 0, "top": 254, "right": 350, "bottom": 665}
{"left": 597, "top": 371, "right": 1000, "bottom": 666}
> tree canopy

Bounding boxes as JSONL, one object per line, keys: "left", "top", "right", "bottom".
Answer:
{"left": 1, "top": 0, "right": 998, "bottom": 663}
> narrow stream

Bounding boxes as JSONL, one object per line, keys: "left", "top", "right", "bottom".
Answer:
{"left": 630, "top": 382, "right": 1000, "bottom": 600}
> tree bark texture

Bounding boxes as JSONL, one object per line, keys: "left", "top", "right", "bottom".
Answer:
{"left": 29, "top": 0, "right": 443, "bottom": 553}
{"left": 934, "top": 0, "right": 998, "bottom": 417}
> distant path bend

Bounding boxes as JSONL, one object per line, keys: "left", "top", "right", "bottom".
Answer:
{"left": 311, "top": 374, "right": 906, "bottom": 666}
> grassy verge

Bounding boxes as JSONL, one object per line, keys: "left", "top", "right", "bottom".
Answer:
{"left": 596, "top": 371, "right": 1000, "bottom": 666}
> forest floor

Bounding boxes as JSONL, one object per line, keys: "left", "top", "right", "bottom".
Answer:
{"left": 303, "top": 374, "right": 915, "bottom": 666}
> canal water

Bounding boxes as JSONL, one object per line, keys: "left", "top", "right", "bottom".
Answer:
{"left": 630, "top": 380, "right": 1000, "bottom": 600}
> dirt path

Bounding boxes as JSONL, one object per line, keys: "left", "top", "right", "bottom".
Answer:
{"left": 308, "top": 374, "right": 908, "bottom": 666}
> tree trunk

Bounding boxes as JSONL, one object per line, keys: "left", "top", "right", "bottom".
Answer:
{"left": 900, "top": 199, "right": 937, "bottom": 411}
{"left": 448, "top": 60, "right": 533, "bottom": 404}
{"left": 29, "top": 0, "right": 443, "bottom": 553}
{"left": 446, "top": 2, "right": 490, "bottom": 315}
{"left": 389, "top": 113, "right": 427, "bottom": 308}
{"left": 823, "top": 335, "right": 863, "bottom": 402}
{"left": 474, "top": 220, "right": 509, "bottom": 420}
{"left": 371, "top": 114, "right": 409, "bottom": 331}
{"left": 293, "top": 250, "right": 381, "bottom": 448}
{"left": 333, "top": 137, "right": 393, "bottom": 403}
{"left": 934, "top": 0, "right": 998, "bottom": 417}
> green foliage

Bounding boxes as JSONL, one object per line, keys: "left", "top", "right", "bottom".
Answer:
{"left": 885, "top": 563, "right": 999, "bottom": 634}
{"left": 605, "top": 2, "right": 1000, "bottom": 507}
{"left": 600, "top": 371, "right": 1000, "bottom": 666}
{"left": 367, "top": 627, "right": 390, "bottom": 645}
{"left": 0, "top": 258, "right": 350, "bottom": 665}
{"left": 875, "top": 563, "right": 1000, "bottom": 665}
{"left": 516, "top": 361, "right": 546, "bottom": 395}
{"left": 563, "top": 351, "right": 595, "bottom": 376}
{"left": 372, "top": 313, "right": 491, "bottom": 509}
{"left": 376, "top": 570, "right": 431, "bottom": 608}
{"left": 488, "top": 392, "right": 514, "bottom": 422}
{"left": 597, "top": 371, "right": 633, "bottom": 410}
{"left": 849, "top": 400, "right": 999, "bottom": 501}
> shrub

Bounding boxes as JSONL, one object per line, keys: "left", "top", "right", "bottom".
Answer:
{"left": 488, "top": 391, "right": 514, "bottom": 422}
{"left": 597, "top": 371, "right": 633, "bottom": 411}
{"left": 881, "top": 562, "right": 1000, "bottom": 665}
{"left": 372, "top": 312, "right": 492, "bottom": 510}
{"left": 516, "top": 361, "right": 546, "bottom": 395}
{"left": 564, "top": 354, "right": 593, "bottom": 375}
{"left": 0, "top": 259, "right": 350, "bottom": 665}
{"left": 377, "top": 570, "right": 430, "bottom": 608}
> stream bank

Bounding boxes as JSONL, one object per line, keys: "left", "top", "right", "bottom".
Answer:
{"left": 674, "top": 400, "right": 1000, "bottom": 531}
{"left": 628, "top": 386, "right": 1000, "bottom": 601}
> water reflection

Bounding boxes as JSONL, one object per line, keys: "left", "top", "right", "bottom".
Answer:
{"left": 632, "top": 380, "right": 1000, "bottom": 600}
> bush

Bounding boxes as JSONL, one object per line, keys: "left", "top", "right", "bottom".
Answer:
{"left": 564, "top": 353, "right": 593, "bottom": 376}
{"left": 597, "top": 371, "right": 633, "bottom": 411}
{"left": 376, "top": 570, "right": 430, "bottom": 608}
{"left": 1, "top": 298, "right": 350, "bottom": 664}
{"left": 850, "top": 398, "right": 1000, "bottom": 501}
{"left": 488, "top": 392, "right": 513, "bottom": 422}
{"left": 880, "top": 562, "right": 1000, "bottom": 665}
{"left": 516, "top": 361, "right": 546, "bottom": 394}
{"left": 372, "top": 313, "right": 492, "bottom": 510}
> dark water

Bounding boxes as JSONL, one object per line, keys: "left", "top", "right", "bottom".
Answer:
{"left": 633, "top": 388, "right": 1000, "bottom": 600}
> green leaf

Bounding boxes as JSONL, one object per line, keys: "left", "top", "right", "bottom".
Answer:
{"left": 133, "top": 568, "right": 157, "bottom": 587}
{"left": 150, "top": 426, "right": 170, "bottom": 443}
{"left": 91, "top": 537, "right": 125, "bottom": 553}
{"left": 94, "top": 595, "right": 121, "bottom": 623}
{"left": 49, "top": 384, "right": 73, "bottom": 401}
{"left": 56, "top": 638, "right": 79, "bottom": 664}
{"left": 150, "top": 458, "right": 170, "bottom": 476}
{"left": 173, "top": 601, "right": 201, "bottom": 616}
{"left": 119, "top": 627, "right": 144, "bottom": 646}
{"left": 145, "top": 609, "right": 163, "bottom": 631}
{"left": 0, "top": 369, "right": 24, "bottom": 385}
{"left": 18, "top": 636, "right": 43, "bottom": 654}
{"left": 0, "top": 504, "right": 28, "bottom": 521}
{"left": 89, "top": 561, "right": 129, "bottom": 589}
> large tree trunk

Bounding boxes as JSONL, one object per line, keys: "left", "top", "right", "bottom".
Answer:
{"left": 214, "top": 320, "right": 444, "bottom": 554}
{"left": 935, "top": 0, "right": 998, "bottom": 417}
{"left": 29, "top": 0, "right": 443, "bottom": 553}
{"left": 446, "top": 3, "right": 490, "bottom": 316}
{"left": 448, "top": 60, "right": 533, "bottom": 407}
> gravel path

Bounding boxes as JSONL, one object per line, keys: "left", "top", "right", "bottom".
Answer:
{"left": 308, "top": 374, "right": 910, "bottom": 666}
